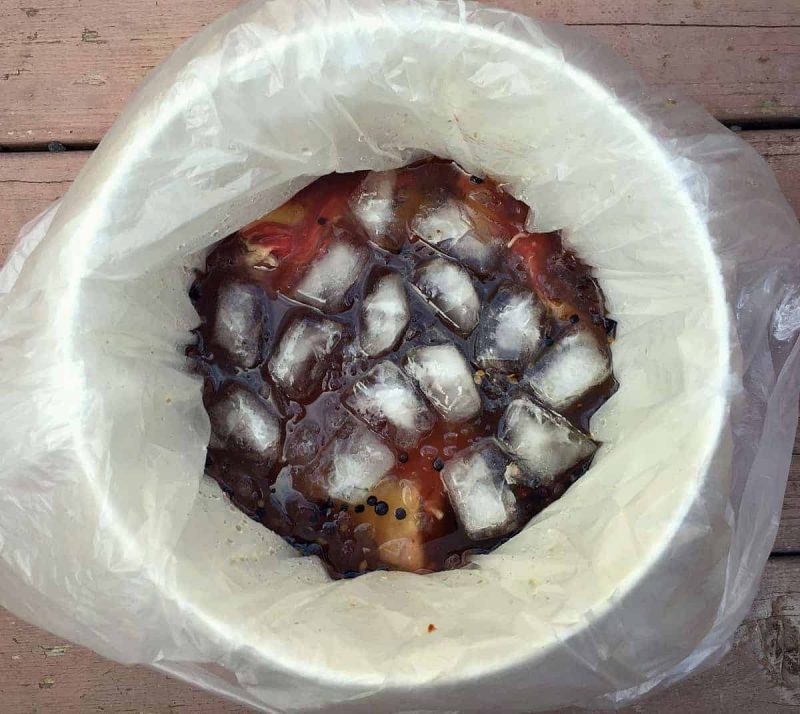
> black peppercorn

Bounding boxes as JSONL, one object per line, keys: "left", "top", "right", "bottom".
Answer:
{"left": 367, "top": 495, "right": 377, "bottom": 506}
{"left": 375, "top": 501, "right": 389, "bottom": 516}
{"left": 395, "top": 508, "right": 407, "bottom": 520}
{"left": 354, "top": 504, "right": 365, "bottom": 513}
{"left": 398, "top": 452, "right": 409, "bottom": 463}
{"left": 432, "top": 458, "right": 444, "bottom": 472}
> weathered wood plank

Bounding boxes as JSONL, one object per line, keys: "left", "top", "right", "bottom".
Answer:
{"left": 0, "top": 557, "right": 797, "bottom": 713}
{"left": 500, "top": 0, "right": 800, "bottom": 26}
{"left": 0, "top": 608, "right": 247, "bottom": 713}
{"left": 740, "top": 130, "right": 800, "bottom": 218}
{"left": 775, "top": 459, "right": 800, "bottom": 554}
{"left": 0, "top": 0, "right": 799, "bottom": 147}
{"left": 0, "top": 150, "right": 88, "bottom": 264}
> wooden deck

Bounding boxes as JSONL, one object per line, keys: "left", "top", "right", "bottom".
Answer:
{"left": 1, "top": 1, "right": 799, "bottom": 711}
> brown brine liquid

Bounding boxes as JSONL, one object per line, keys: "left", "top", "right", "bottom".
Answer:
{"left": 188, "top": 159, "right": 617, "bottom": 578}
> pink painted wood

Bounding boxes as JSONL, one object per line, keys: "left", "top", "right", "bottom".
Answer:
{"left": 0, "top": 0, "right": 799, "bottom": 146}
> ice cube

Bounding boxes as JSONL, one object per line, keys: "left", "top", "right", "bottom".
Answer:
{"left": 343, "top": 361, "right": 436, "bottom": 448}
{"left": 403, "top": 343, "right": 481, "bottom": 424}
{"left": 441, "top": 438, "right": 520, "bottom": 540}
{"left": 359, "top": 271, "right": 410, "bottom": 358}
{"left": 475, "top": 284, "right": 546, "bottom": 373}
{"left": 212, "top": 282, "right": 266, "bottom": 368}
{"left": 524, "top": 325, "right": 612, "bottom": 409}
{"left": 283, "top": 420, "right": 323, "bottom": 465}
{"left": 349, "top": 171, "right": 405, "bottom": 252}
{"left": 498, "top": 396, "right": 597, "bottom": 485}
{"left": 411, "top": 199, "right": 500, "bottom": 276}
{"left": 319, "top": 422, "right": 395, "bottom": 503}
{"left": 413, "top": 258, "right": 480, "bottom": 334}
{"left": 267, "top": 312, "right": 345, "bottom": 401}
{"left": 293, "top": 237, "right": 369, "bottom": 313}
{"left": 208, "top": 384, "right": 283, "bottom": 469}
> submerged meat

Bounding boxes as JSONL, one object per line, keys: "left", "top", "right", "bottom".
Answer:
{"left": 190, "top": 158, "right": 617, "bottom": 577}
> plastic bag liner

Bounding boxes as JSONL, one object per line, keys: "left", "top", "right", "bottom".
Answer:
{"left": 1, "top": 0, "right": 799, "bottom": 711}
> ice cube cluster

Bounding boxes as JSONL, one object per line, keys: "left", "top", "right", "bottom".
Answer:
{"left": 194, "top": 162, "right": 616, "bottom": 572}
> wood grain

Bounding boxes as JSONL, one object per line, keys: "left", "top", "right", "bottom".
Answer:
{"left": 1, "top": 0, "right": 799, "bottom": 147}
{"left": 503, "top": 0, "right": 800, "bottom": 27}
{"left": 740, "top": 130, "right": 800, "bottom": 218}
{"left": 0, "top": 150, "right": 88, "bottom": 263}
{"left": 0, "top": 608, "right": 247, "bottom": 713}
{"left": 0, "top": 557, "right": 797, "bottom": 713}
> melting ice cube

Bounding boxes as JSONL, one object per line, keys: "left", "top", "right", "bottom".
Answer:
{"left": 403, "top": 343, "right": 481, "bottom": 424}
{"left": 343, "top": 361, "right": 436, "bottom": 448}
{"left": 293, "top": 238, "right": 369, "bottom": 313}
{"left": 411, "top": 199, "right": 500, "bottom": 276}
{"left": 524, "top": 325, "right": 612, "bottom": 409}
{"left": 319, "top": 422, "right": 395, "bottom": 503}
{"left": 498, "top": 396, "right": 596, "bottom": 485}
{"left": 267, "top": 312, "right": 345, "bottom": 402}
{"left": 475, "top": 284, "right": 546, "bottom": 373}
{"left": 212, "top": 282, "right": 266, "bottom": 368}
{"left": 359, "top": 271, "right": 411, "bottom": 358}
{"left": 208, "top": 384, "right": 283, "bottom": 469}
{"left": 283, "top": 420, "right": 323, "bottom": 466}
{"left": 349, "top": 171, "right": 405, "bottom": 252}
{"left": 441, "top": 438, "right": 520, "bottom": 540}
{"left": 413, "top": 258, "right": 481, "bottom": 335}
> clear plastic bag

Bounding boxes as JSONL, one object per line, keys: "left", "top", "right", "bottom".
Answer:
{"left": 1, "top": 1, "right": 799, "bottom": 711}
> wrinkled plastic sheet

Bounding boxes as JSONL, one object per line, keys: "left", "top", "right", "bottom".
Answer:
{"left": 0, "top": 1, "right": 799, "bottom": 711}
